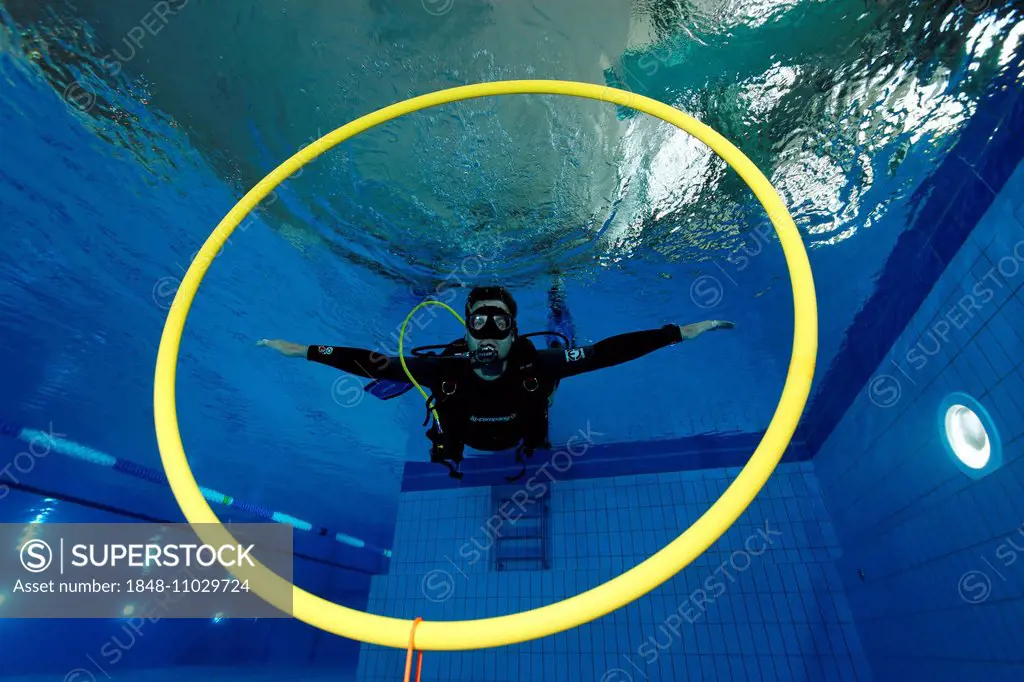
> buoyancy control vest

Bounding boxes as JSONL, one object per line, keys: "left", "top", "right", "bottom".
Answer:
{"left": 423, "top": 336, "right": 555, "bottom": 481}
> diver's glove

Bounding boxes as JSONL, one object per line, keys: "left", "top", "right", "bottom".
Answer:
{"left": 678, "top": 320, "right": 735, "bottom": 340}
{"left": 257, "top": 338, "right": 307, "bottom": 357}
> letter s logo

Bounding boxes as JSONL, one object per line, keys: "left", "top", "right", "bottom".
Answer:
{"left": 21, "top": 540, "right": 53, "bottom": 573}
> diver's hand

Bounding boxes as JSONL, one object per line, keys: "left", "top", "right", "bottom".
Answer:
{"left": 257, "top": 339, "right": 307, "bottom": 357}
{"left": 678, "top": 320, "right": 735, "bottom": 340}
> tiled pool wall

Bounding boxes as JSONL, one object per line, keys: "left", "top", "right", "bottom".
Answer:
{"left": 357, "top": 463, "right": 870, "bottom": 681}
{"left": 813, "top": 162, "right": 1024, "bottom": 681}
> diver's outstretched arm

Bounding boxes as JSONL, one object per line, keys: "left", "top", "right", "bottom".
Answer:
{"left": 258, "top": 338, "right": 441, "bottom": 382}
{"left": 538, "top": 320, "right": 734, "bottom": 379}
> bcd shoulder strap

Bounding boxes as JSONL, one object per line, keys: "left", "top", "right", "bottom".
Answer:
{"left": 424, "top": 338, "right": 470, "bottom": 479}
{"left": 505, "top": 337, "right": 554, "bottom": 482}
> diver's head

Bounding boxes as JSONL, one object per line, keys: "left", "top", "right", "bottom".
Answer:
{"left": 464, "top": 286, "right": 517, "bottom": 370}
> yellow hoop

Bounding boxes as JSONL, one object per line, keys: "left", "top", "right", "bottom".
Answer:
{"left": 153, "top": 79, "right": 817, "bottom": 651}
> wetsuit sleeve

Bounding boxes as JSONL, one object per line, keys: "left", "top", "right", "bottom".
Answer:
{"left": 305, "top": 345, "right": 443, "bottom": 384}
{"left": 536, "top": 324, "right": 684, "bottom": 379}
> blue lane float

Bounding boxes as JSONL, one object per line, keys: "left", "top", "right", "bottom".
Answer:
{"left": 0, "top": 418, "right": 391, "bottom": 558}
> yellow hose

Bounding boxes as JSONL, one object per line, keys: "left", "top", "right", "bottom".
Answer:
{"left": 396, "top": 299, "right": 465, "bottom": 427}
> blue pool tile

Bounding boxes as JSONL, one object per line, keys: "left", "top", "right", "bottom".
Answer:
{"left": 959, "top": 344, "right": 998, "bottom": 394}
{"left": 715, "top": 655, "right": 734, "bottom": 681}
{"left": 989, "top": 379, "right": 1024, "bottom": 442}
{"left": 700, "top": 655, "right": 718, "bottom": 681}
{"left": 986, "top": 306, "right": 1024, "bottom": 363}
{"left": 991, "top": 470, "right": 1024, "bottom": 529}
{"left": 734, "top": 656, "right": 757, "bottom": 682}
{"left": 982, "top": 230, "right": 1024, "bottom": 282}
{"left": 970, "top": 202, "right": 1004, "bottom": 254}
{"left": 822, "top": 655, "right": 845, "bottom": 682}
{"left": 977, "top": 322, "right": 1017, "bottom": 378}
{"left": 1003, "top": 290, "right": 1024, "bottom": 332}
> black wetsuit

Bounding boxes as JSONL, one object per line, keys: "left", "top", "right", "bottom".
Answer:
{"left": 306, "top": 324, "right": 683, "bottom": 452}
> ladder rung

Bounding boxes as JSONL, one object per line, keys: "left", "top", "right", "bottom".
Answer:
{"left": 498, "top": 534, "right": 544, "bottom": 541}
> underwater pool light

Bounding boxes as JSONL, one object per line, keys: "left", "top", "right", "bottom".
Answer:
{"left": 944, "top": 404, "right": 990, "bottom": 469}
{"left": 938, "top": 393, "right": 1002, "bottom": 478}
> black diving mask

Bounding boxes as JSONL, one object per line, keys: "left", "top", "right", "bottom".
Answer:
{"left": 467, "top": 306, "right": 515, "bottom": 340}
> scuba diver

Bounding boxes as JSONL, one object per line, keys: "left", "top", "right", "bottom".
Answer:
{"left": 258, "top": 285, "right": 734, "bottom": 480}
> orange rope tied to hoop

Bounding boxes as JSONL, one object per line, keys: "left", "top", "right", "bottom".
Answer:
{"left": 403, "top": 617, "right": 424, "bottom": 682}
